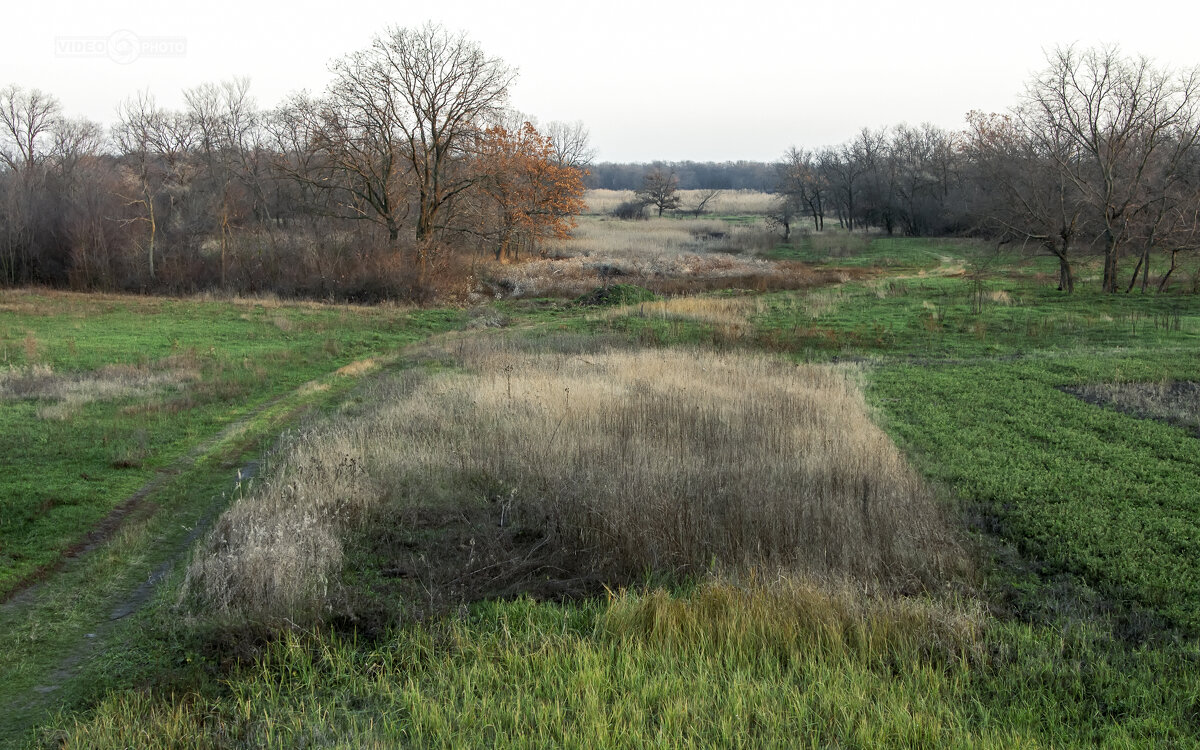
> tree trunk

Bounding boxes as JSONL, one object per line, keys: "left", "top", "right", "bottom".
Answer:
{"left": 416, "top": 192, "right": 434, "bottom": 240}
{"left": 1101, "top": 229, "right": 1120, "bottom": 293}
{"left": 1123, "top": 248, "right": 1142, "bottom": 289}
{"left": 147, "top": 193, "right": 156, "bottom": 281}
{"left": 1157, "top": 250, "right": 1179, "bottom": 292}
{"left": 1058, "top": 255, "right": 1075, "bottom": 293}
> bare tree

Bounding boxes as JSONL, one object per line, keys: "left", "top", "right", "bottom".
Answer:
{"left": 0, "top": 85, "right": 61, "bottom": 283}
{"left": 854, "top": 127, "right": 898, "bottom": 234}
{"left": 0, "top": 85, "right": 59, "bottom": 172}
{"left": 636, "top": 167, "right": 681, "bottom": 217}
{"left": 185, "top": 78, "right": 266, "bottom": 285}
{"left": 318, "top": 53, "right": 416, "bottom": 245}
{"left": 765, "top": 193, "right": 802, "bottom": 240}
{"left": 263, "top": 92, "right": 347, "bottom": 230}
{"left": 965, "top": 110, "right": 1089, "bottom": 292}
{"left": 890, "top": 123, "right": 959, "bottom": 236}
{"left": 544, "top": 120, "right": 597, "bottom": 170}
{"left": 362, "top": 23, "right": 516, "bottom": 242}
{"left": 1024, "top": 45, "right": 1200, "bottom": 292}
{"left": 777, "top": 147, "right": 825, "bottom": 231}
{"left": 817, "top": 145, "right": 866, "bottom": 231}
{"left": 685, "top": 188, "right": 722, "bottom": 217}
{"left": 113, "top": 92, "right": 196, "bottom": 280}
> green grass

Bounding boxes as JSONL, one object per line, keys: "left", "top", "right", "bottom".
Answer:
{"left": 766, "top": 233, "right": 981, "bottom": 269}
{"left": 0, "top": 289, "right": 462, "bottom": 744}
{"left": 10, "top": 238, "right": 1200, "bottom": 747}
{"left": 750, "top": 276, "right": 1200, "bottom": 359}
{"left": 0, "top": 290, "right": 461, "bottom": 596}
{"left": 872, "top": 355, "right": 1200, "bottom": 626}
{"left": 43, "top": 589, "right": 1200, "bottom": 748}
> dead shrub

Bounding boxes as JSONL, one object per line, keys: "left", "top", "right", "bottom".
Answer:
{"left": 182, "top": 430, "right": 384, "bottom": 625}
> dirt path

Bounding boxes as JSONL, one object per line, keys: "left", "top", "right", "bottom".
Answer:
{"left": 1, "top": 393, "right": 281, "bottom": 611}
{"left": 0, "top": 356, "right": 388, "bottom": 741}
{"left": 13, "top": 455, "right": 262, "bottom": 707}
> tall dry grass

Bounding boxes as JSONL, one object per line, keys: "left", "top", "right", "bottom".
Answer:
{"left": 428, "top": 344, "right": 959, "bottom": 583}
{"left": 584, "top": 189, "right": 776, "bottom": 216}
{"left": 595, "top": 295, "right": 769, "bottom": 343}
{"left": 487, "top": 215, "right": 795, "bottom": 298}
{"left": 185, "top": 342, "right": 962, "bottom": 625}
{"left": 544, "top": 215, "right": 777, "bottom": 260}
{"left": 181, "top": 423, "right": 384, "bottom": 624}
{"left": 0, "top": 361, "right": 201, "bottom": 419}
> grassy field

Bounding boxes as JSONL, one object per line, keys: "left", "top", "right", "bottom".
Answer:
{"left": 5, "top": 232, "right": 1200, "bottom": 748}
{"left": 0, "top": 291, "right": 460, "bottom": 597}
{"left": 0, "top": 290, "right": 462, "bottom": 743}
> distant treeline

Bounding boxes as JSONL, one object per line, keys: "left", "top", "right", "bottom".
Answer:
{"left": 586, "top": 161, "right": 775, "bottom": 191}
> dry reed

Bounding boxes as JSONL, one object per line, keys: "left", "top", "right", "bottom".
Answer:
{"left": 584, "top": 189, "right": 777, "bottom": 216}
{"left": 186, "top": 342, "right": 962, "bottom": 625}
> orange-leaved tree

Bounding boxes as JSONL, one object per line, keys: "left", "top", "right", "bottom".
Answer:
{"left": 474, "top": 122, "right": 586, "bottom": 261}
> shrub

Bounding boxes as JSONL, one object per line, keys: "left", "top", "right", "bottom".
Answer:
{"left": 575, "top": 283, "right": 659, "bottom": 307}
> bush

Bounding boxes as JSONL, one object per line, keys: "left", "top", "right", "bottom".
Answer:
{"left": 610, "top": 200, "right": 649, "bottom": 220}
{"left": 575, "top": 283, "right": 659, "bottom": 306}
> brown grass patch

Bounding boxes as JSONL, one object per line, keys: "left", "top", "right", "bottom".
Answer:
{"left": 185, "top": 342, "right": 964, "bottom": 627}
{"left": 334, "top": 358, "right": 379, "bottom": 378}
{"left": 583, "top": 189, "right": 776, "bottom": 216}
{"left": 597, "top": 295, "right": 766, "bottom": 342}
{"left": 0, "top": 362, "right": 201, "bottom": 419}
{"left": 1065, "top": 380, "right": 1200, "bottom": 435}
{"left": 478, "top": 214, "right": 844, "bottom": 300}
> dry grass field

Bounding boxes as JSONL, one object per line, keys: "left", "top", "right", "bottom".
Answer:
{"left": 183, "top": 339, "right": 963, "bottom": 626}
{"left": 0, "top": 360, "right": 201, "bottom": 421}
{"left": 482, "top": 213, "right": 856, "bottom": 298}
{"left": 583, "top": 189, "right": 777, "bottom": 216}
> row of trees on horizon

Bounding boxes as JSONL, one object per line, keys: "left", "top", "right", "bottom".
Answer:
{"left": 2, "top": 32, "right": 1198, "bottom": 298}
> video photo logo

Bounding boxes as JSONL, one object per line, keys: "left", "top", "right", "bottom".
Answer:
{"left": 54, "top": 30, "right": 187, "bottom": 64}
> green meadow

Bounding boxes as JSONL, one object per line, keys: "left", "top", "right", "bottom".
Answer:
{"left": 4, "top": 236, "right": 1200, "bottom": 748}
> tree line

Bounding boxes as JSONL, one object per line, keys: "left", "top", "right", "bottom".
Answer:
{"left": 615, "top": 46, "right": 1200, "bottom": 295}
{"left": 3, "top": 38, "right": 1198, "bottom": 299}
{"left": 0, "top": 23, "right": 588, "bottom": 300}
{"left": 768, "top": 45, "right": 1200, "bottom": 294}
{"left": 586, "top": 161, "right": 776, "bottom": 191}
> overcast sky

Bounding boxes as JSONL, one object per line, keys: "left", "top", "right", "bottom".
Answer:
{"left": 5, "top": 0, "right": 1200, "bottom": 162}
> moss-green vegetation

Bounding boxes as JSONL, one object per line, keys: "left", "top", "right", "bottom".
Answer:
{"left": 575, "top": 283, "right": 659, "bottom": 306}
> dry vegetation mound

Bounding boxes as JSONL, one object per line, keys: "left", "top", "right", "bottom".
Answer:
{"left": 0, "top": 361, "right": 201, "bottom": 420}
{"left": 184, "top": 342, "right": 963, "bottom": 626}
{"left": 1064, "top": 379, "right": 1200, "bottom": 436}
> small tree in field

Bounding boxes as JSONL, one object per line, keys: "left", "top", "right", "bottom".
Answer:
{"left": 475, "top": 122, "right": 586, "bottom": 261}
{"left": 636, "top": 168, "right": 681, "bottom": 217}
